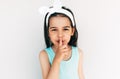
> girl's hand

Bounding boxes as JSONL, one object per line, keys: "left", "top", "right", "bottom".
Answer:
{"left": 54, "top": 38, "right": 69, "bottom": 63}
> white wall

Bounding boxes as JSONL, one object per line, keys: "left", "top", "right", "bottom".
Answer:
{"left": 0, "top": 0, "right": 120, "bottom": 79}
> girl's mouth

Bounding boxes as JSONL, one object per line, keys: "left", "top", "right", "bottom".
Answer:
{"left": 57, "top": 40, "right": 65, "bottom": 45}
{"left": 57, "top": 40, "right": 63, "bottom": 43}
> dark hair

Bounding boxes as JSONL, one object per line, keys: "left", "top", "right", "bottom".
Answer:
{"left": 44, "top": 6, "right": 78, "bottom": 48}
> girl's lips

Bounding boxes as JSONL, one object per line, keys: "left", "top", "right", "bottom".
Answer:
{"left": 56, "top": 40, "right": 65, "bottom": 44}
{"left": 57, "top": 40, "right": 64, "bottom": 42}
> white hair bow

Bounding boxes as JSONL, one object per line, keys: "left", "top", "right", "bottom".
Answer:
{"left": 38, "top": 0, "right": 62, "bottom": 15}
{"left": 38, "top": 0, "right": 75, "bottom": 26}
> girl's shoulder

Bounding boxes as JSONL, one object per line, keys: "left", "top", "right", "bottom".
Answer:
{"left": 78, "top": 47, "right": 83, "bottom": 53}
{"left": 39, "top": 49, "right": 46, "bottom": 55}
{"left": 77, "top": 47, "right": 84, "bottom": 56}
{"left": 39, "top": 49, "right": 49, "bottom": 61}
{"left": 39, "top": 47, "right": 51, "bottom": 56}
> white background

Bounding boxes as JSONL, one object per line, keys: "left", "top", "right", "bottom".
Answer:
{"left": 0, "top": 0, "right": 120, "bottom": 79}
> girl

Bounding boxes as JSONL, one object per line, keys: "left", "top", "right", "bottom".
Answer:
{"left": 39, "top": 3, "right": 85, "bottom": 79}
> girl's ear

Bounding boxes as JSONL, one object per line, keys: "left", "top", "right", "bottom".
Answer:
{"left": 71, "top": 27, "right": 75, "bottom": 36}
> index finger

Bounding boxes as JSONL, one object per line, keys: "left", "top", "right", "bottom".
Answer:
{"left": 59, "top": 38, "right": 62, "bottom": 47}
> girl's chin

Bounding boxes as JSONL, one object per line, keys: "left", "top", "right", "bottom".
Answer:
{"left": 53, "top": 42, "right": 68, "bottom": 46}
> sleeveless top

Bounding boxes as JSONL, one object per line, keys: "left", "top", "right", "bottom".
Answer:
{"left": 45, "top": 46, "right": 80, "bottom": 79}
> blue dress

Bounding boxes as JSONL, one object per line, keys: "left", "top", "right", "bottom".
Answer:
{"left": 45, "top": 46, "right": 80, "bottom": 79}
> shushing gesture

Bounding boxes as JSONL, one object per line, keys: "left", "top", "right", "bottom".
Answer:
{"left": 54, "top": 38, "right": 70, "bottom": 63}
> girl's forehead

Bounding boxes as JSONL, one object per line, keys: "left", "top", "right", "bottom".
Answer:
{"left": 49, "top": 16, "right": 71, "bottom": 27}
{"left": 49, "top": 26, "right": 71, "bottom": 29}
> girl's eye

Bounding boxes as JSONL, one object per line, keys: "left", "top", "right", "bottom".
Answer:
{"left": 51, "top": 29, "right": 57, "bottom": 31}
{"left": 64, "top": 29, "right": 69, "bottom": 31}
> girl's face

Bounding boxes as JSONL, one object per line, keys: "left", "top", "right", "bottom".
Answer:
{"left": 48, "top": 16, "right": 75, "bottom": 47}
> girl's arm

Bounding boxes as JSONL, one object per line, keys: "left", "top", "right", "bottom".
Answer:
{"left": 39, "top": 50, "right": 50, "bottom": 79}
{"left": 39, "top": 39, "right": 69, "bottom": 79}
{"left": 39, "top": 50, "right": 60, "bottom": 79}
{"left": 78, "top": 48, "right": 85, "bottom": 79}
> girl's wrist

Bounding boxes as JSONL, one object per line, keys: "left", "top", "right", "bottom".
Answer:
{"left": 53, "top": 57, "right": 62, "bottom": 64}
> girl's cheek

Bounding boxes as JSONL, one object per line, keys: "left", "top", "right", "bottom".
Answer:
{"left": 63, "top": 34, "right": 71, "bottom": 42}
{"left": 64, "top": 34, "right": 71, "bottom": 38}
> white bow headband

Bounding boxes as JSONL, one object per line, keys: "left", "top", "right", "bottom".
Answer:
{"left": 39, "top": 0, "right": 75, "bottom": 26}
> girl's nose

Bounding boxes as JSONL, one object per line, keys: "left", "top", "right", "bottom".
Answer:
{"left": 58, "top": 31, "right": 63, "bottom": 38}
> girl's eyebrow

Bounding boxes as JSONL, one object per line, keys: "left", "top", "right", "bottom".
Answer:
{"left": 49, "top": 26, "right": 71, "bottom": 29}
{"left": 49, "top": 27, "right": 57, "bottom": 29}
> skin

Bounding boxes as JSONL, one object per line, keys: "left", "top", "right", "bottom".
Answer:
{"left": 39, "top": 16, "right": 85, "bottom": 79}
